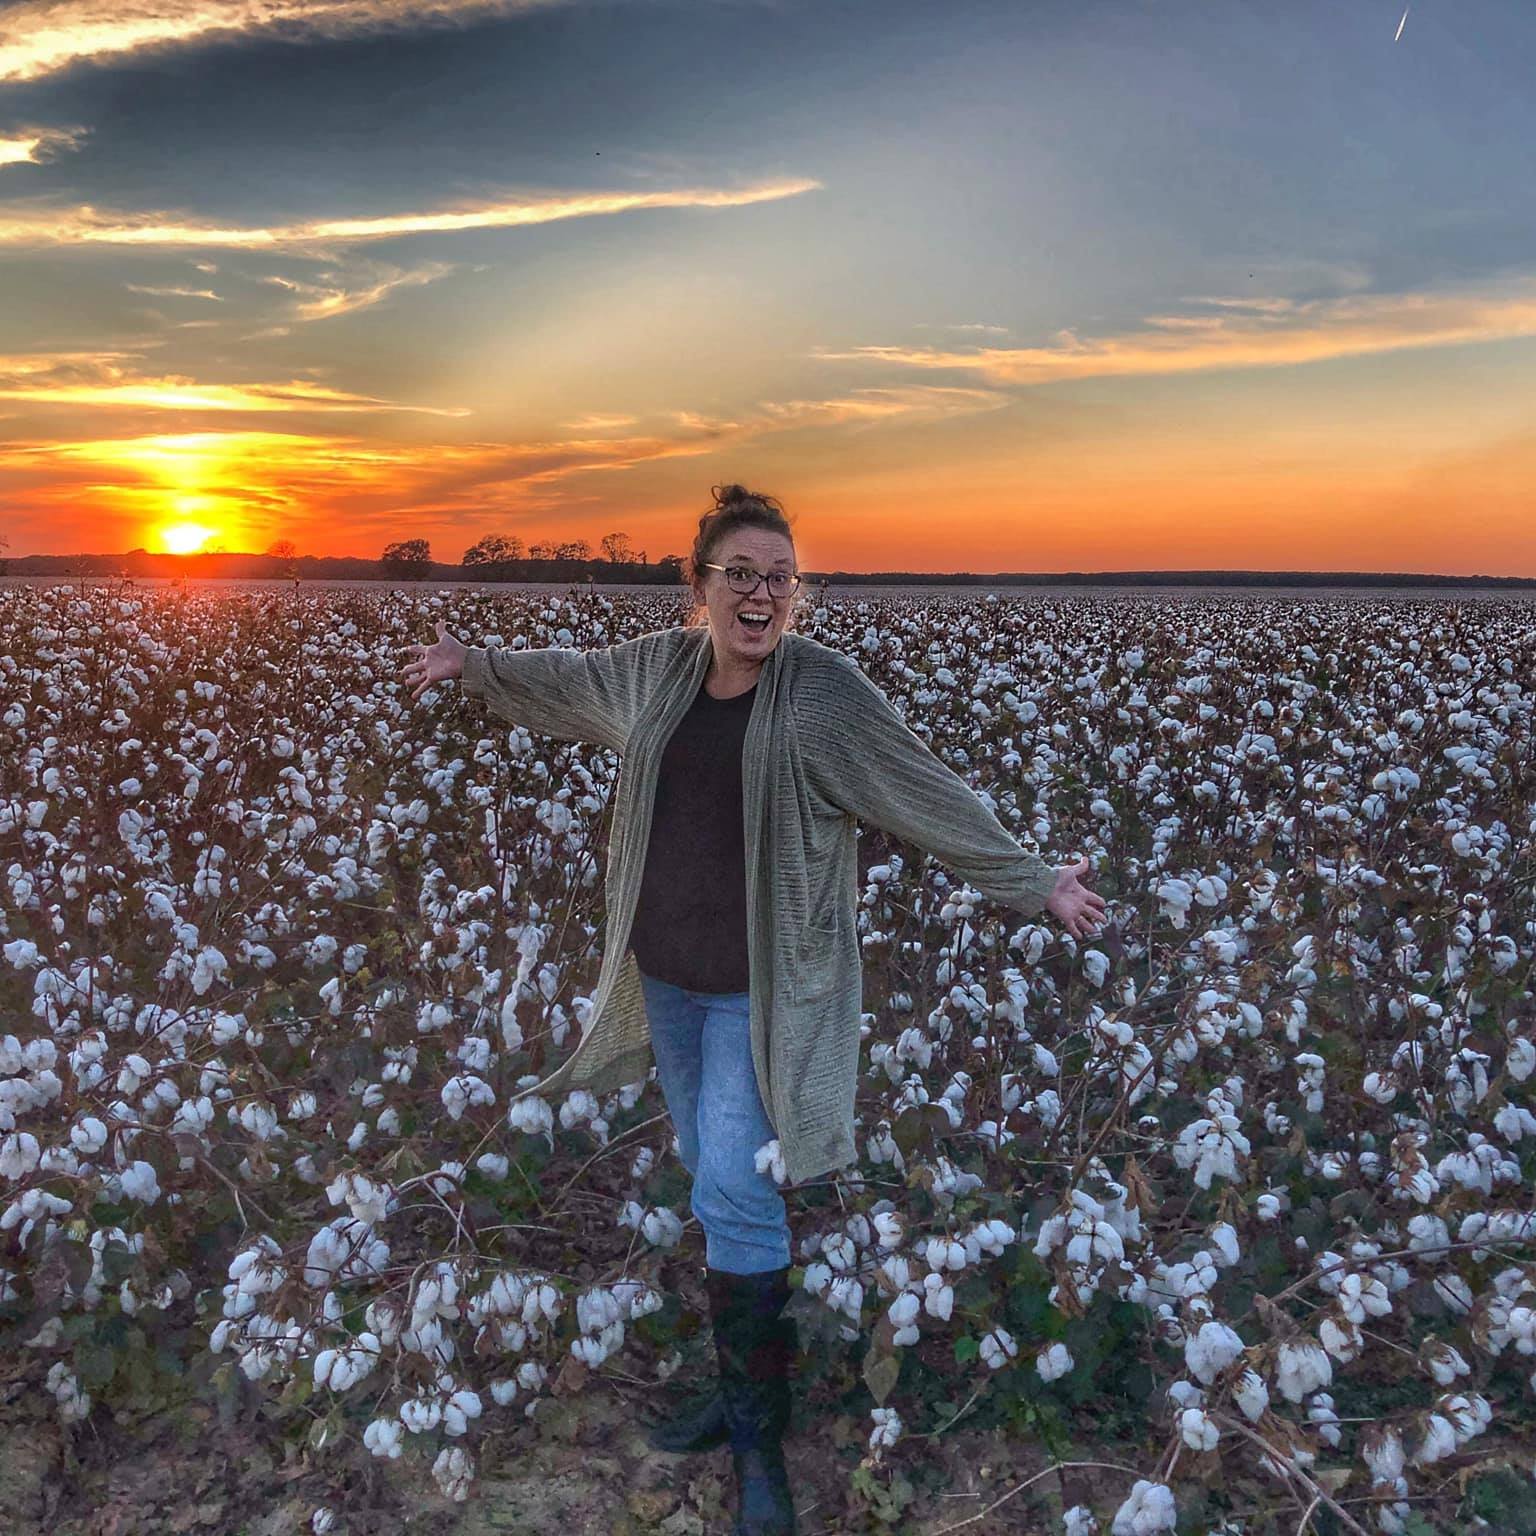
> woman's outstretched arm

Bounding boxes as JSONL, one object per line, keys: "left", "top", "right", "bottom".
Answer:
{"left": 802, "top": 653, "right": 1098, "bottom": 926}
{"left": 404, "top": 620, "right": 656, "bottom": 752}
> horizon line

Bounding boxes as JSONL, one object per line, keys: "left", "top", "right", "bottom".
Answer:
{"left": 4, "top": 550, "right": 1535, "bottom": 585}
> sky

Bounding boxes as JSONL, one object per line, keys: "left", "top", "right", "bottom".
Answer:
{"left": 1, "top": 0, "right": 1534, "bottom": 575}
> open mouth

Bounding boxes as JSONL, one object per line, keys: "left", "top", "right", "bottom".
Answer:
{"left": 737, "top": 612, "right": 771, "bottom": 634}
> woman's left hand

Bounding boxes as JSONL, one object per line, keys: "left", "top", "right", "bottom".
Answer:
{"left": 1046, "top": 856, "right": 1108, "bottom": 940}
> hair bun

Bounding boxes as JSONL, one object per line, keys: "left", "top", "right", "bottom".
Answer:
{"left": 712, "top": 483, "right": 754, "bottom": 509}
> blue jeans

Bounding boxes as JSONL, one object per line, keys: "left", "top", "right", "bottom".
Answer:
{"left": 638, "top": 972, "right": 791, "bottom": 1275}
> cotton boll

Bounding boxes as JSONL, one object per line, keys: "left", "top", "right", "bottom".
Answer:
{"left": 1412, "top": 1414, "right": 1457, "bottom": 1466}
{"left": 1407, "top": 1213, "right": 1450, "bottom": 1261}
{"left": 801, "top": 1262, "right": 831, "bottom": 1298}
{"left": 0, "top": 1132, "right": 41, "bottom": 1179}
{"left": 1207, "top": 1223, "right": 1240, "bottom": 1267}
{"left": 1036, "top": 1342, "right": 1073, "bottom": 1382}
{"left": 921, "top": 1273, "right": 953, "bottom": 1321}
{"left": 1275, "top": 1339, "right": 1332, "bottom": 1402}
{"left": 507, "top": 1095, "right": 554, "bottom": 1143}
{"left": 754, "top": 1139, "right": 787, "bottom": 1184}
{"left": 1063, "top": 1506, "right": 1099, "bottom": 1536}
{"left": 1438, "top": 1391, "right": 1491, "bottom": 1445}
{"left": 431, "top": 1445, "right": 474, "bottom": 1502}
{"left": 1233, "top": 1369, "right": 1269, "bottom": 1422}
{"left": 1184, "top": 1320, "right": 1244, "bottom": 1385}
{"left": 1421, "top": 1339, "right": 1471, "bottom": 1386}
{"left": 979, "top": 1327, "right": 1018, "bottom": 1370}
{"left": 443, "top": 1388, "right": 483, "bottom": 1436}
{"left": 1506, "top": 1036, "right": 1536, "bottom": 1082}
{"left": 827, "top": 1276, "right": 864, "bottom": 1322}
{"left": 1111, "top": 1479, "right": 1176, "bottom": 1535}
{"left": 868, "top": 1405, "right": 902, "bottom": 1455}
{"left": 363, "top": 1417, "right": 403, "bottom": 1459}
{"left": 120, "top": 1160, "right": 161, "bottom": 1204}
{"left": 641, "top": 1207, "right": 684, "bottom": 1248}
{"left": 1431, "top": 1273, "right": 1474, "bottom": 1315}
{"left": 1178, "top": 1407, "right": 1219, "bottom": 1452}
{"left": 1307, "top": 1393, "right": 1342, "bottom": 1448}
{"left": 1360, "top": 1424, "right": 1404, "bottom": 1484}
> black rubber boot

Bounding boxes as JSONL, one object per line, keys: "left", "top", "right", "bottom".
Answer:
{"left": 705, "top": 1265, "right": 798, "bottom": 1536}
{"left": 647, "top": 1267, "right": 731, "bottom": 1454}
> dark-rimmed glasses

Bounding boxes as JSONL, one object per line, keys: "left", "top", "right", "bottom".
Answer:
{"left": 700, "top": 562, "right": 802, "bottom": 599}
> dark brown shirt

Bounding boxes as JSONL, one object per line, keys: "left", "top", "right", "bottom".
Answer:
{"left": 629, "top": 678, "right": 757, "bottom": 993}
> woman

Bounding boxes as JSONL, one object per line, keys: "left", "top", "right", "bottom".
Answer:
{"left": 403, "top": 485, "right": 1106, "bottom": 1536}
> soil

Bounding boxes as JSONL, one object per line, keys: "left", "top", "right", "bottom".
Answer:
{"left": 0, "top": 1347, "right": 1095, "bottom": 1536}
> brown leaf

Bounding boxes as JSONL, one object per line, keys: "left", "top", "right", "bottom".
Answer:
{"left": 553, "top": 1353, "right": 589, "bottom": 1397}
{"left": 863, "top": 1346, "right": 900, "bottom": 1407}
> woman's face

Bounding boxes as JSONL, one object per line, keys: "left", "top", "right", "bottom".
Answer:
{"left": 700, "top": 528, "right": 798, "bottom": 671}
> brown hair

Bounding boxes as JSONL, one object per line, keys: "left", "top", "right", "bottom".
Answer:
{"left": 684, "top": 484, "right": 803, "bottom": 627}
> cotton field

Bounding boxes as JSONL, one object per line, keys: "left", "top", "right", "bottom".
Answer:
{"left": 2, "top": 580, "right": 1535, "bottom": 1533}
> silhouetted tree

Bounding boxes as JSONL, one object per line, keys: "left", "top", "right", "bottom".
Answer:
{"left": 657, "top": 553, "right": 685, "bottom": 582}
{"left": 555, "top": 539, "right": 592, "bottom": 561}
{"left": 600, "top": 531, "right": 638, "bottom": 563}
{"left": 463, "top": 533, "right": 526, "bottom": 566}
{"left": 266, "top": 539, "right": 298, "bottom": 560}
{"left": 382, "top": 538, "right": 432, "bottom": 580}
{"left": 529, "top": 540, "right": 557, "bottom": 561}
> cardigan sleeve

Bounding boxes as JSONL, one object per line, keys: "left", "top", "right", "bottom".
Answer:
{"left": 460, "top": 633, "right": 650, "bottom": 752}
{"left": 804, "top": 655, "right": 1059, "bottom": 918}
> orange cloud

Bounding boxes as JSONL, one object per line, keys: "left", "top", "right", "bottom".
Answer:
{"left": 0, "top": 353, "right": 467, "bottom": 414}
{"left": 0, "top": 1, "right": 557, "bottom": 83}
{"left": 0, "top": 178, "right": 821, "bottom": 249}
{"left": 0, "top": 381, "right": 1015, "bottom": 553}
{"left": 817, "top": 279, "right": 1536, "bottom": 384}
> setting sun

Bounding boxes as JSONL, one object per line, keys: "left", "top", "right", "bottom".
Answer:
{"left": 157, "top": 521, "right": 218, "bottom": 554}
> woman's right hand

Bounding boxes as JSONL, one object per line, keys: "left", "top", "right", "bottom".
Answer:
{"left": 402, "top": 621, "right": 468, "bottom": 701}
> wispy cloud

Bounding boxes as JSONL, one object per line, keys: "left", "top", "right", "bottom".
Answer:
{"left": 756, "top": 384, "right": 1009, "bottom": 430}
{"left": 0, "top": 352, "right": 467, "bottom": 414}
{"left": 262, "top": 258, "right": 456, "bottom": 319}
{"left": 0, "top": 124, "right": 85, "bottom": 167}
{"left": 916, "top": 322, "right": 1013, "bottom": 336}
{"left": 0, "top": 1, "right": 562, "bottom": 83}
{"left": 0, "top": 177, "right": 821, "bottom": 250}
{"left": 560, "top": 413, "right": 641, "bottom": 432}
{"left": 816, "top": 279, "right": 1536, "bottom": 385}
{"left": 125, "top": 283, "right": 223, "bottom": 300}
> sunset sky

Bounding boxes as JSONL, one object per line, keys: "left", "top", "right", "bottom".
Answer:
{"left": 2, "top": 0, "right": 1534, "bottom": 574}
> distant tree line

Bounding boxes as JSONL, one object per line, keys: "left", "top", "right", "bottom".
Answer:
{"left": 5, "top": 526, "right": 1533, "bottom": 589}
{"left": 0, "top": 532, "right": 688, "bottom": 584}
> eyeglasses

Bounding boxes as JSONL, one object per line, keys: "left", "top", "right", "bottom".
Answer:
{"left": 701, "top": 562, "right": 802, "bottom": 599}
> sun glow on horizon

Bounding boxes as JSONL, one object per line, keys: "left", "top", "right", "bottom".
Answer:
{"left": 156, "top": 520, "right": 218, "bottom": 554}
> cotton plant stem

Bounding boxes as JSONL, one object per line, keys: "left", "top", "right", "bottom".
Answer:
{"left": 1213, "top": 1413, "right": 1371, "bottom": 1536}
{"left": 553, "top": 1110, "right": 672, "bottom": 1202}
{"left": 925, "top": 1459, "right": 1145, "bottom": 1536}
{"left": 911, "top": 1379, "right": 988, "bottom": 1441}
{"left": 1266, "top": 1235, "right": 1536, "bottom": 1307}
